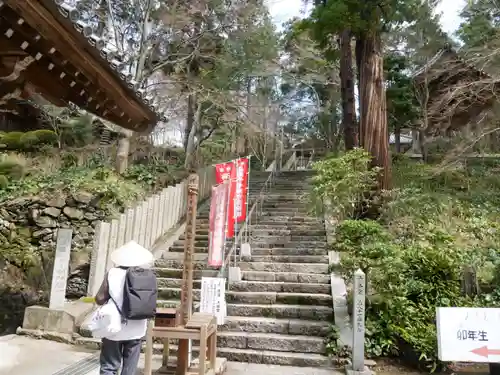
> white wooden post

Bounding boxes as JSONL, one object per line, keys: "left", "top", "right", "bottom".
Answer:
{"left": 88, "top": 221, "right": 111, "bottom": 296}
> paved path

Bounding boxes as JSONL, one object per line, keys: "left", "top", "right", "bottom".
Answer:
{"left": 0, "top": 335, "right": 341, "bottom": 375}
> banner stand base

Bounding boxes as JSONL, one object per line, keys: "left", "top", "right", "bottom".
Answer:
{"left": 228, "top": 266, "right": 242, "bottom": 282}
{"left": 241, "top": 243, "right": 251, "bottom": 258}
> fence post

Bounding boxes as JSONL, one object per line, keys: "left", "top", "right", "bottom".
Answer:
{"left": 124, "top": 208, "right": 135, "bottom": 244}
{"left": 106, "top": 219, "right": 119, "bottom": 271}
{"left": 151, "top": 194, "right": 160, "bottom": 244}
{"left": 132, "top": 205, "right": 143, "bottom": 243}
{"left": 138, "top": 201, "right": 148, "bottom": 247}
{"left": 158, "top": 190, "right": 167, "bottom": 237}
{"left": 145, "top": 197, "right": 155, "bottom": 248}
{"left": 346, "top": 269, "right": 371, "bottom": 375}
{"left": 164, "top": 187, "right": 174, "bottom": 231}
{"left": 116, "top": 213, "right": 126, "bottom": 248}
{"left": 172, "top": 184, "right": 182, "bottom": 225}
{"left": 88, "top": 221, "right": 110, "bottom": 296}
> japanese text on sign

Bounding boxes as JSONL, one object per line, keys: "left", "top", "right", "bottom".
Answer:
{"left": 457, "top": 330, "right": 488, "bottom": 342}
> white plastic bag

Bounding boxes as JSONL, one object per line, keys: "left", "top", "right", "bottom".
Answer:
{"left": 82, "top": 302, "right": 122, "bottom": 338}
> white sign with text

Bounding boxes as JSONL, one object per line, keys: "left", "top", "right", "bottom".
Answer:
{"left": 199, "top": 277, "right": 226, "bottom": 325}
{"left": 437, "top": 307, "right": 500, "bottom": 362}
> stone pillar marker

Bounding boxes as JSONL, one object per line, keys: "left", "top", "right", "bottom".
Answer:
{"left": 49, "top": 228, "right": 73, "bottom": 310}
{"left": 346, "top": 269, "right": 371, "bottom": 375}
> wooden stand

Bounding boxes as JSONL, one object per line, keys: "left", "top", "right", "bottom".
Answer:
{"left": 144, "top": 312, "right": 218, "bottom": 375}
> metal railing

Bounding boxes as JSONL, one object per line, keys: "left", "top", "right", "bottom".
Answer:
{"left": 217, "top": 151, "right": 297, "bottom": 277}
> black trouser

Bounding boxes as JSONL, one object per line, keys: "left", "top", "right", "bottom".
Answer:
{"left": 100, "top": 338, "right": 142, "bottom": 375}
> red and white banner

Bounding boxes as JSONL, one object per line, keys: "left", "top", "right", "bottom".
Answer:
{"left": 234, "top": 157, "right": 249, "bottom": 223}
{"left": 214, "top": 157, "right": 250, "bottom": 239}
{"left": 208, "top": 183, "right": 229, "bottom": 267}
{"left": 224, "top": 157, "right": 249, "bottom": 238}
{"left": 215, "top": 162, "right": 233, "bottom": 184}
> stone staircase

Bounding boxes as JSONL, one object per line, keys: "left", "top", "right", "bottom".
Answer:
{"left": 154, "top": 170, "right": 332, "bottom": 367}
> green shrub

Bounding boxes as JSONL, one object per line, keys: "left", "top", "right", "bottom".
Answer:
{"left": 335, "top": 219, "right": 470, "bottom": 369}
{"left": 0, "top": 175, "right": 8, "bottom": 189}
{"left": 0, "top": 159, "right": 25, "bottom": 180}
{"left": 310, "top": 149, "right": 380, "bottom": 219}
{"left": 32, "top": 130, "right": 57, "bottom": 146}
{"left": 61, "top": 152, "right": 79, "bottom": 168}
{"left": 19, "top": 131, "right": 39, "bottom": 150}
{"left": 1, "top": 132, "right": 23, "bottom": 150}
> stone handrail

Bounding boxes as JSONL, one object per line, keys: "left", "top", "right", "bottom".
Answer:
{"left": 87, "top": 167, "right": 216, "bottom": 296}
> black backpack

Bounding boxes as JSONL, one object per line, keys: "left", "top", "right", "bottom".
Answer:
{"left": 113, "top": 267, "right": 158, "bottom": 321}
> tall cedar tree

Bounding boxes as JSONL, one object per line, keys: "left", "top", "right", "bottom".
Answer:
{"left": 303, "top": 0, "right": 428, "bottom": 189}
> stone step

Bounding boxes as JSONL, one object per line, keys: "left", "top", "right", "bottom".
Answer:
{"left": 158, "top": 289, "right": 332, "bottom": 306}
{"left": 166, "top": 246, "right": 211, "bottom": 254}
{"left": 243, "top": 271, "right": 330, "bottom": 283}
{"left": 153, "top": 268, "right": 219, "bottom": 278}
{"left": 255, "top": 217, "right": 324, "bottom": 224}
{"left": 239, "top": 262, "right": 329, "bottom": 274}
{"left": 221, "top": 316, "right": 330, "bottom": 336}
{"left": 249, "top": 224, "right": 325, "bottom": 230}
{"left": 249, "top": 235, "right": 328, "bottom": 242}
{"left": 246, "top": 248, "right": 328, "bottom": 256}
{"left": 178, "top": 234, "right": 327, "bottom": 243}
{"left": 153, "top": 300, "right": 333, "bottom": 321}
{"left": 216, "top": 331, "right": 326, "bottom": 354}
{"left": 260, "top": 213, "right": 319, "bottom": 219}
{"left": 154, "top": 268, "right": 330, "bottom": 285}
{"left": 154, "top": 344, "right": 330, "bottom": 367}
{"left": 246, "top": 255, "right": 328, "bottom": 264}
{"left": 230, "top": 280, "right": 330, "bottom": 294}
{"left": 158, "top": 279, "right": 330, "bottom": 294}
{"left": 192, "top": 228, "right": 327, "bottom": 236}
{"left": 260, "top": 207, "right": 311, "bottom": 213}
{"left": 227, "top": 303, "right": 333, "bottom": 321}
{"left": 170, "top": 240, "right": 327, "bottom": 249}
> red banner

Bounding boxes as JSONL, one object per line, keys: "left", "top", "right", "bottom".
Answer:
{"left": 225, "top": 157, "right": 249, "bottom": 238}
{"left": 215, "top": 162, "right": 233, "bottom": 184}
{"left": 234, "top": 157, "right": 249, "bottom": 223}
{"left": 208, "top": 183, "right": 229, "bottom": 267}
{"left": 226, "top": 165, "right": 237, "bottom": 238}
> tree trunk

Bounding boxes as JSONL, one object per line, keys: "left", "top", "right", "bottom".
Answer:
{"left": 116, "top": 136, "right": 129, "bottom": 174}
{"left": 339, "top": 29, "right": 357, "bottom": 150}
{"left": 184, "top": 94, "right": 197, "bottom": 170}
{"left": 395, "top": 123, "right": 401, "bottom": 153}
{"left": 357, "top": 32, "right": 391, "bottom": 190}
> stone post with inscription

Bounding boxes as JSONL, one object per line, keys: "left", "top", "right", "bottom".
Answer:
{"left": 49, "top": 228, "right": 73, "bottom": 310}
{"left": 346, "top": 269, "right": 372, "bottom": 375}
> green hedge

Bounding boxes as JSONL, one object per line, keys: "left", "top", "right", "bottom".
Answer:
{"left": 0, "top": 130, "right": 58, "bottom": 150}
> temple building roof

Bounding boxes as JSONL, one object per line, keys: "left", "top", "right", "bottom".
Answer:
{"left": 0, "top": 0, "right": 165, "bottom": 133}
{"left": 411, "top": 45, "right": 497, "bottom": 135}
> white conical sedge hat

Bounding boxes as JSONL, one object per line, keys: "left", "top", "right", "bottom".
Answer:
{"left": 110, "top": 240, "right": 153, "bottom": 267}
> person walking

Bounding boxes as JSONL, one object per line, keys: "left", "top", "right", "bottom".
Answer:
{"left": 94, "top": 241, "right": 158, "bottom": 375}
